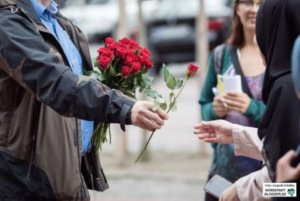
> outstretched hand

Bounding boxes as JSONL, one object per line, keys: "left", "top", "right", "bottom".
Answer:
{"left": 193, "top": 120, "right": 233, "bottom": 144}
{"left": 131, "top": 101, "right": 168, "bottom": 132}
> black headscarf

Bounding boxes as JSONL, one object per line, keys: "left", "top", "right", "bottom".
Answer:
{"left": 256, "top": 0, "right": 300, "bottom": 103}
{"left": 256, "top": 0, "right": 300, "bottom": 182}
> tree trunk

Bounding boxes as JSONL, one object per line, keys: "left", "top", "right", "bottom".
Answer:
{"left": 115, "top": 0, "right": 128, "bottom": 166}
{"left": 196, "top": 0, "right": 209, "bottom": 155}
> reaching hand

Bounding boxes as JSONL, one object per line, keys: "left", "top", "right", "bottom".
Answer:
{"left": 276, "top": 150, "right": 300, "bottom": 182}
{"left": 219, "top": 183, "right": 240, "bottom": 201}
{"left": 213, "top": 96, "right": 230, "bottom": 118}
{"left": 222, "top": 92, "right": 251, "bottom": 114}
{"left": 193, "top": 120, "right": 233, "bottom": 144}
{"left": 131, "top": 101, "right": 168, "bottom": 132}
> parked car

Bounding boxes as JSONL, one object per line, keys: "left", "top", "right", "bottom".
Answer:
{"left": 61, "top": 0, "right": 159, "bottom": 43}
{"left": 146, "top": 0, "right": 232, "bottom": 74}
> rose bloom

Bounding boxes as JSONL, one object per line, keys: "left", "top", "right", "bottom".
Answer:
{"left": 123, "top": 55, "right": 134, "bottom": 65}
{"left": 132, "top": 62, "right": 141, "bottom": 74}
{"left": 145, "top": 60, "right": 153, "bottom": 70}
{"left": 105, "top": 37, "right": 114, "bottom": 45}
{"left": 98, "top": 56, "right": 111, "bottom": 70}
{"left": 98, "top": 48, "right": 114, "bottom": 60}
{"left": 116, "top": 47, "right": 126, "bottom": 59}
{"left": 141, "top": 48, "right": 151, "bottom": 57}
{"left": 121, "top": 66, "right": 131, "bottom": 77}
{"left": 139, "top": 55, "right": 148, "bottom": 66}
{"left": 129, "top": 39, "right": 139, "bottom": 49}
{"left": 119, "top": 38, "right": 130, "bottom": 48}
{"left": 186, "top": 64, "right": 199, "bottom": 77}
{"left": 107, "top": 42, "right": 119, "bottom": 50}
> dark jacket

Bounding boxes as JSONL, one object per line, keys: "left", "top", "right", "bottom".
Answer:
{"left": 0, "top": 0, "right": 134, "bottom": 200}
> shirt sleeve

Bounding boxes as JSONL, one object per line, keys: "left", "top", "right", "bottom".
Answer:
{"left": 232, "top": 124, "right": 264, "bottom": 161}
{"left": 236, "top": 166, "right": 271, "bottom": 201}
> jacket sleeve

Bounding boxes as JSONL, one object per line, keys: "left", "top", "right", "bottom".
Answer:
{"left": 236, "top": 166, "right": 271, "bottom": 201}
{"left": 0, "top": 11, "right": 134, "bottom": 124}
{"left": 232, "top": 124, "right": 263, "bottom": 161}
{"left": 244, "top": 99, "right": 266, "bottom": 125}
{"left": 199, "top": 54, "right": 218, "bottom": 121}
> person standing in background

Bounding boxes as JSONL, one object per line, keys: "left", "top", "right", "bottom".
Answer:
{"left": 199, "top": 0, "right": 265, "bottom": 200}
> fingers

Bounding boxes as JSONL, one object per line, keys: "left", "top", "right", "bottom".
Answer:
{"left": 279, "top": 150, "right": 297, "bottom": 164}
{"left": 131, "top": 101, "right": 167, "bottom": 131}
{"left": 155, "top": 108, "right": 169, "bottom": 120}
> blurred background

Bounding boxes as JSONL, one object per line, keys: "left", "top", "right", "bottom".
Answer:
{"left": 57, "top": 0, "right": 234, "bottom": 200}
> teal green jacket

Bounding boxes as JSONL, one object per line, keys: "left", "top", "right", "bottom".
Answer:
{"left": 199, "top": 47, "right": 266, "bottom": 125}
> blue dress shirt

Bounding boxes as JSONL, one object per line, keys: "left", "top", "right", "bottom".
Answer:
{"left": 30, "top": 0, "right": 94, "bottom": 155}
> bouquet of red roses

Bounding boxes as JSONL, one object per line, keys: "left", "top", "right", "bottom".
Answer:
{"left": 84, "top": 37, "right": 154, "bottom": 151}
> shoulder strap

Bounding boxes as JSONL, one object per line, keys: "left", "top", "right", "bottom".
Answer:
{"left": 213, "top": 44, "right": 226, "bottom": 75}
{"left": 229, "top": 46, "right": 254, "bottom": 98}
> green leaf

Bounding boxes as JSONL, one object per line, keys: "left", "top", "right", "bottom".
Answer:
{"left": 142, "top": 75, "right": 154, "bottom": 89}
{"left": 174, "top": 78, "right": 184, "bottom": 89}
{"left": 152, "top": 101, "right": 160, "bottom": 111}
{"left": 145, "top": 89, "right": 159, "bottom": 99}
{"left": 160, "top": 102, "right": 167, "bottom": 111}
{"left": 166, "top": 74, "right": 176, "bottom": 89}
{"left": 108, "top": 65, "right": 117, "bottom": 77}
{"left": 162, "top": 64, "right": 170, "bottom": 83}
{"left": 97, "top": 73, "right": 106, "bottom": 82}
{"left": 93, "top": 59, "right": 101, "bottom": 70}
{"left": 170, "top": 103, "right": 177, "bottom": 112}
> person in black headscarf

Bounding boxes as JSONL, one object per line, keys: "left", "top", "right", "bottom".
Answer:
{"left": 255, "top": 0, "right": 300, "bottom": 183}
{"left": 195, "top": 0, "right": 300, "bottom": 200}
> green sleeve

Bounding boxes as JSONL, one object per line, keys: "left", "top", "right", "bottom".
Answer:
{"left": 245, "top": 99, "right": 266, "bottom": 125}
{"left": 199, "top": 54, "right": 218, "bottom": 121}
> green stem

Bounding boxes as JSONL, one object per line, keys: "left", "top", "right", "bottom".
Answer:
{"left": 167, "top": 78, "right": 189, "bottom": 114}
{"left": 135, "top": 129, "right": 155, "bottom": 163}
{"left": 135, "top": 77, "right": 190, "bottom": 162}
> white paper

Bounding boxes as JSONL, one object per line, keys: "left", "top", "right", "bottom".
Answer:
{"left": 223, "top": 75, "right": 242, "bottom": 94}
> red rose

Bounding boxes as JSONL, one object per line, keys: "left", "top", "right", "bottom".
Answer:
{"left": 186, "top": 63, "right": 199, "bottom": 77}
{"left": 116, "top": 47, "right": 126, "bottom": 59}
{"left": 141, "top": 48, "right": 151, "bottom": 57}
{"left": 145, "top": 60, "right": 153, "bottom": 70}
{"left": 107, "top": 42, "right": 119, "bottom": 50}
{"left": 98, "top": 48, "right": 114, "bottom": 60}
{"left": 129, "top": 39, "right": 139, "bottom": 49}
{"left": 132, "top": 62, "right": 141, "bottom": 74}
{"left": 123, "top": 55, "right": 134, "bottom": 65}
{"left": 139, "top": 55, "right": 148, "bottom": 65}
{"left": 105, "top": 37, "right": 114, "bottom": 45}
{"left": 121, "top": 66, "right": 131, "bottom": 78}
{"left": 98, "top": 56, "right": 111, "bottom": 70}
{"left": 119, "top": 38, "right": 130, "bottom": 47}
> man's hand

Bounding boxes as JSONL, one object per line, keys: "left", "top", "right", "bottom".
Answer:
{"left": 193, "top": 120, "right": 233, "bottom": 144}
{"left": 276, "top": 150, "right": 300, "bottom": 182}
{"left": 131, "top": 101, "right": 168, "bottom": 132}
{"left": 219, "top": 183, "right": 240, "bottom": 201}
{"left": 213, "top": 96, "right": 230, "bottom": 118}
{"left": 222, "top": 92, "right": 251, "bottom": 114}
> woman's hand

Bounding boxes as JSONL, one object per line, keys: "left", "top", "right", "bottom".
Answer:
{"left": 222, "top": 92, "right": 251, "bottom": 114}
{"left": 219, "top": 183, "right": 240, "bottom": 201}
{"left": 276, "top": 150, "right": 300, "bottom": 182}
{"left": 213, "top": 96, "right": 230, "bottom": 118}
{"left": 194, "top": 120, "right": 233, "bottom": 144}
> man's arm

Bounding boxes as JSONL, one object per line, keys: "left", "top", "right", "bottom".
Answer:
{"left": 0, "top": 10, "right": 155, "bottom": 126}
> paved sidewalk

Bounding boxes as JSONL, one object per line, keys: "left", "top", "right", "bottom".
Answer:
{"left": 89, "top": 153, "right": 212, "bottom": 201}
